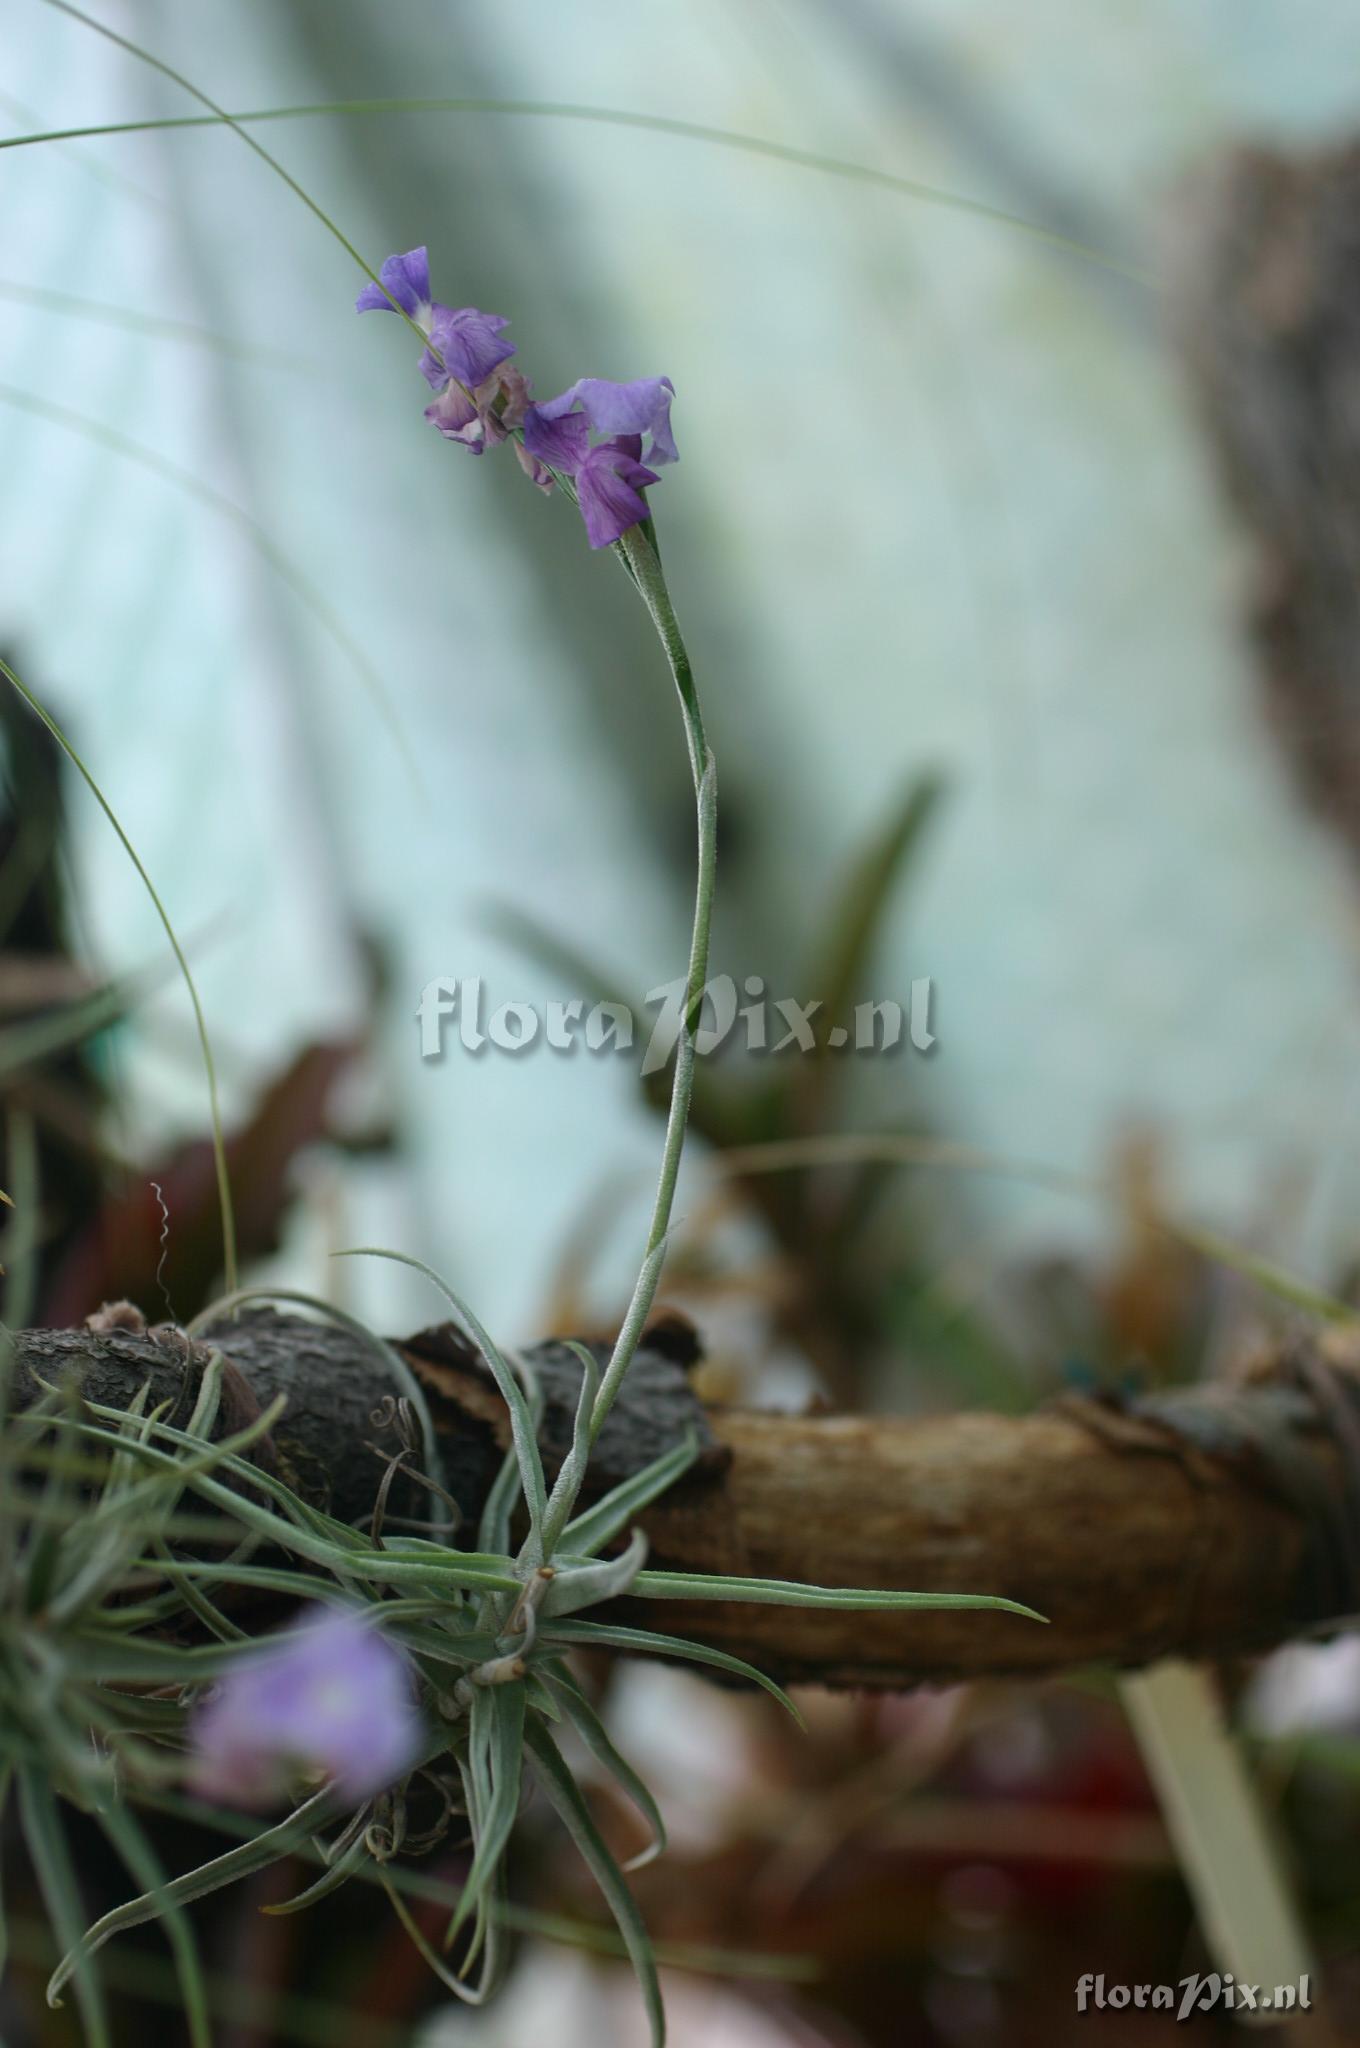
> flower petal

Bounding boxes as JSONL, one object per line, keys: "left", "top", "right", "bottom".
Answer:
{"left": 576, "top": 437, "right": 660, "bottom": 548}
{"left": 355, "top": 247, "right": 432, "bottom": 319}
{"left": 420, "top": 305, "right": 515, "bottom": 392}
{"left": 522, "top": 401, "right": 591, "bottom": 474}
{"left": 567, "top": 376, "right": 678, "bottom": 464}
{"left": 424, "top": 381, "right": 483, "bottom": 448}
{"left": 515, "top": 440, "right": 556, "bottom": 494}
{"left": 424, "top": 372, "right": 510, "bottom": 453}
{"left": 495, "top": 365, "right": 534, "bottom": 432}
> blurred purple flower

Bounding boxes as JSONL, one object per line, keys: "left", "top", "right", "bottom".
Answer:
{"left": 356, "top": 246, "right": 515, "bottom": 394}
{"left": 357, "top": 255, "right": 677, "bottom": 539}
{"left": 188, "top": 1605, "right": 421, "bottom": 1810}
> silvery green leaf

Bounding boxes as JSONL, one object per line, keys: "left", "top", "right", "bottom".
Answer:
{"left": 378, "top": 1866, "right": 507, "bottom": 2006}
{"left": 632, "top": 1571, "right": 1045, "bottom": 1620}
{"left": 540, "top": 1618, "right": 802, "bottom": 1723}
{"left": 447, "top": 1681, "right": 525, "bottom": 1940}
{"left": 526, "top": 1719, "right": 664, "bottom": 2048}
{"left": 96, "top": 1798, "right": 210, "bottom": 2048}
{"left": 540, "top": 1527, "right": 648, "bottom": 1618}
{"left": 261, "top": 1833, "right": 370, "bottom": 1915}
{"left": 560, "top": 1431, "right": 699, "bottom": 1559}
{"left": 522, "top": 1670, "right": 562, "bottom": 1721}
{"left": 536, "top": 1340, "right": 601, "bottom": 1558}
{"left": 480, "top": 1361, "right": 545, "bottom": 1556}
{"left": 20, "top": 1765, "right": 113, "bottom": 2045}
{"left": 544, "top": 1661, "right": 666, "bottom": 1871}
{"left": 47, "top": 1784, "right": 337, "bottom": 2002}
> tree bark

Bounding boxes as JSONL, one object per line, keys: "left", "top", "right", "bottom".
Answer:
{"left": 15, "top": 1310, "right": 1360, "bottom": 1690}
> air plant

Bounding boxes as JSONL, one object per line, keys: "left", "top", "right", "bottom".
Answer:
{"left": 0, "top": 65, "right": 1039, "bottom": 2048}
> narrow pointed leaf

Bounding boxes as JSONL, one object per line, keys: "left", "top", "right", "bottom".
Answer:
{"left": 377, "top": 1868, "right": 507, "bottom": 2005}
{"left": 526, "top": 1720, "right": 664, "bottom": 2048}
{"left": 18, "top": 1767, "right": 112, "bottom": 2045}
{"left": 48, "top": 1786, "right": 337, "bottom": 2000}
{"left": 541, "top": 1619, "right": 803, "bottom": 1723}
{"left": 631, "top": 1571, "right": 1045, "bottom": 1620}
{"left": 537, "top": 1341, "right": 601, "bottom": 1557}
{"left": 96, "top": 1798, "right": 211, "bottom": 2048}
{"left": 545, "top": 1662, "right": 666, "bottom": 1870}
{"left": 448, "top": 1682, "right": 526, "bottom": 1941}
{"left": 480, "top": 1366, "right": 545, "bottom": 1556}
{"left": 263, "top": 1833, "right": 370, "bottom": 1915}
{"left": 541, "top": 1528, "right": 649, "bottom": 1618}
{"left": 561, "top": 1432, "right": 698, "bottom": 1559}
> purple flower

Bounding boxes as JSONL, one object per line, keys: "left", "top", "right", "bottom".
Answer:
{"left": 354, "top": 247, "right": 434, "bottom": 322}
{"left": 523, "top": 378, "right": 676, "bottom": 547}
{"left": 357, "top": 254, "right": 677, "bottom": 540}
{"left": 425, "top": 361, "right": 532, "bottom": 456}
{"left": 188, "top": 1605, "right": 421, "bottom": 1811}
{"left": 356, "top": 246, "right": 515, "bottom": 395}
{"left": 418, "top": 304, "right": 516, "bottom": 395}
{"left": 528, "top": 377, "right": 677, "bottom": 469}
{"left": 574, "top": 438, "right": 662, "bottom": 548}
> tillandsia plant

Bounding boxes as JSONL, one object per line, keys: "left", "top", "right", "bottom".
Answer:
{"left": 4, "top": 1284, "right": 1039, "bottom": 2047}
{"left": 0, "top": 183, "right": 1038, "bottom": 2048}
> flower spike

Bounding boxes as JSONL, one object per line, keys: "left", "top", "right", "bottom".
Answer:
{"left": 359, "top": 250, "right": 675, "bottom": 545}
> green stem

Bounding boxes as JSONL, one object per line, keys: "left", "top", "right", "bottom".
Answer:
{"left": 588, "top": 526, "right": 716, "bottom": 1445}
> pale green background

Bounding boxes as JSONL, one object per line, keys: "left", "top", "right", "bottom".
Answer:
{"left": 6, "top": 0, "right": 1360, "bottom": 1337}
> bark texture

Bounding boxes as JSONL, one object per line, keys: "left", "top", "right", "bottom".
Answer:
{"left": 14, "top": 1311, "right": 1360, "bottom": 1690}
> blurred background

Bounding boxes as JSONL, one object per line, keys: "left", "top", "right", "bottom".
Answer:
{"left": 7, "top": 1, "right": 1360, "bottom": 2040}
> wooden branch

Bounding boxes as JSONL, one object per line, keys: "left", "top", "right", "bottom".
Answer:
{"left": 15, "top": 1310, "right": 1360, "bottom": 1690}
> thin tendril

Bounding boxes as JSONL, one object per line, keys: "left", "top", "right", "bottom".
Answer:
{"left": 1, "top": 87, "right": 1147, "bottom": 286}
{"left": 38, "top": 2, "right": 461, "bottom": 390}
{"left": 0, "top": 655, "right": 237, "bottom": 1291}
